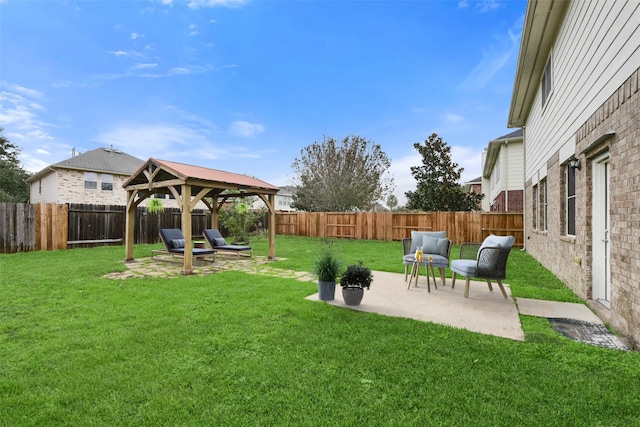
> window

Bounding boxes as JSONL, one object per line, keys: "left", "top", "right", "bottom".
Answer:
{"left": 566, "top": 165, "right": 576, "bottom": 236}
{"left": 101, "top": 174, "right": 113, "bottom": 191}
{"left": 541, "top": 178, "right": 548, "bottom": 232}
{"left": 38, "top": 179, "right": 42, "bottom": 194}
{"left": 532, "top": 184, "right": 538, "bottom": 230}
{"left": 279, "top": 196, "right": 292, "bottom": 206}
{"left": 541, "top": 54, "right": 553, "bottom": 108}
{"left": 84, "top": 172, "right": 98, "bottom": 190}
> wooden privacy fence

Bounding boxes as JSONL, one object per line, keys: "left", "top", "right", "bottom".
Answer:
{"left": 0, "top": 203, "right": 213, "bottom": 253}
{"left": 275, "top": 211, "right": 524, "bottom": 247}
{"left": 0, "top": 203, "right": 523, "bottom": 253}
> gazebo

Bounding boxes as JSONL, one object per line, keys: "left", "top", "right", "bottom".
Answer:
{"left": 122, "top": 158, "right": 280, "bottom": 275}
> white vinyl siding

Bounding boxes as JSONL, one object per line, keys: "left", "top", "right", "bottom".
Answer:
{"left": 525, "top": 0, "right": 640, "bottom": 183}
{"left": 488, "top": 140, "right": 524, "bottom": 206}
{"left": 29, "top": 172, "right": 58, "bottom": 203}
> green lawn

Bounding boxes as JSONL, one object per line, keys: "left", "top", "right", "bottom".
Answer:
{"left": 1, "top": 236, "right": 638, "bottom": 426}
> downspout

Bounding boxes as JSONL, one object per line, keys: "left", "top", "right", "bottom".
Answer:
{"left": 504, "top": 141, "right": 509, "bottom": 212}
{"left": 522, "top": 126, "right": 527, "bottom": 251}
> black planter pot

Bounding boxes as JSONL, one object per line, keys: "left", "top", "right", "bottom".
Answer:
{"left": 342, "top": 287, "right": 364, "bottom": 306}
{"left": 318, "top": 281, "right": 336, "bottom": 301}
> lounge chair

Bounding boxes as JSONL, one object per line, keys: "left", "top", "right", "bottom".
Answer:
{"left": 402, "top": 230, "right": 452, "bottom": 287}
{"left": 203, "top": 229, "right": 253, "bottom": 259}
{"left": 153, "top": 228, "right": 216, "bottom": 263}
{"left": 450, "top": 234, "right": 515, "bottom": 298}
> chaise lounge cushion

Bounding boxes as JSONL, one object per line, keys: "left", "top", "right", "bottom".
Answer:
{"left": 203, "top": 229, "right": 252, "bottom": 255}
{"left": 158, "top": 228, "right": 215, "bottom": 256}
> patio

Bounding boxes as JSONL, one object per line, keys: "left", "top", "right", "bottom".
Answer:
{"left": 107, "top": 256, "right": 629, "bottom": 349}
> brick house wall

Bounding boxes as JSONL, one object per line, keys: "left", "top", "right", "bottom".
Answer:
{"left": 491, "top": 190, "right": 523, "bottom": 212}
{"left": 525, "top": 67, "right": 640, "bottom": 346}
{"left": 56, "top": 169, "right": 130, "bottom": 205}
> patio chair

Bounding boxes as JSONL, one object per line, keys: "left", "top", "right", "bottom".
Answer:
{"left": 450, "top": 234, "right": 515, "bottom": 298}
{"left": 402, "top": 230, "right": 452, "bottom": 287}
{"left": 203, "top": 229, "right": 253, "bottom": 259}
{"left": 153, "top": 228, "right": 215, "bottom": 263}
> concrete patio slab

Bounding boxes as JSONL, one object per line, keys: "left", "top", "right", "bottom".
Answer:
{"left": 516, "top": 297, "right": 603, "bottom": 324}
{"left": 307, "top": 270, "right": 525, "bottom": 341}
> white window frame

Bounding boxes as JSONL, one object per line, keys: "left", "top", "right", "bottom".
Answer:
{"left": 84, "top": 172, "right": 98, "bottom": 190}
{"left": 101, "top": 174, "right": 114, "bottom": 191}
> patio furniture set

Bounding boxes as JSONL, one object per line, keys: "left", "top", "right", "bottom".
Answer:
{"left": 152, "top": 228, "right": 253, "bottom": 264}
{"left": 153, "top": 227, "right": 515, "bottom": 299}
{"left": 403, "top": 231, "right": 516, "bottom": 298}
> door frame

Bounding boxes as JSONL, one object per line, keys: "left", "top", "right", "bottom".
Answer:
{"left": 591, "top": 152, "right": 610, "bottom": 306}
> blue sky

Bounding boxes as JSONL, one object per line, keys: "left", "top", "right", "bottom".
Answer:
{"left": 0, "top": 0, "right": 526, "bottom": 206}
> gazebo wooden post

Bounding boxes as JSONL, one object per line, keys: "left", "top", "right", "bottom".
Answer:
{"left": 268, "top": 194, "right": 276, "bottom": 259}
{"left": 211, "top": 199, "right": 219, "bottom": 229}
{"left": 181, "top": 184, "right": 193, "bottom": 275}
{"left": 124, "top": 189, "right": 137, "bottom": 262}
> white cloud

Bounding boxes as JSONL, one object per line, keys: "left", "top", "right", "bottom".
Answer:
{"left": 132, "top": 63, "right": 158, "bottom": 70}
{"left": 93, "top": 122, "right": 264, "bottom": 164}
{"left": 445, "top": 113, "right": 465, "bottom": 124}
{"left": 169, "top": 67, "right": 190, "bottom": 75}
{"left": 389, "top": 152, "right": 421, "bottom": 206}
{"left": 108, "top": 50, "right": 129, "bottom": 56}
{"left": 458, "top": 15, "right": 522, "bottom": 91}
{"left": 186, "top": 0, "right": 248, "bottom": 9}
{"left": 0, "top": 87, "right": 51, "bottom": 137}
{"left": 228, "top": 120, "right": 265, "bottom": 138}
{"left": 457, "top": 0, "right": 469, "bottom": 9}
{"left": 475, "top": 0, "right": 501, "bottom": 13}
{"left": 130, "top": 32, "right": 143, "bottom": 40}
{"left": 388, "top": 141, "right": 484, "bottom": 207}
{"left": 451, "top": 144, "right": 484, "bottom": 183}
{"left": 95, "top": 123, "right": 205, "bottom": 155}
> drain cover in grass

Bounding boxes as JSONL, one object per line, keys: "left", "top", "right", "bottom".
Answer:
{"left": 549, "top": 318, "right": 628, "bottom": 351}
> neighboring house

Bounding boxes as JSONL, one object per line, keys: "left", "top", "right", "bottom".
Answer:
{"left": 250, "top": 185, "right": 297, "bottom": 211}
{"left": 481, "top": 129, "right": 524, "bottom": 212}
{"left": 463, "top": 176, "right": 483, "bottom": 210}
{"left": 508, "top": 0, "right": 640, "bottom": 345}
{"left": 27, "top": 147, "right": 144, "bottom": 205}
{"left": 275, "top": 186, "right": 297, "bottom": 211}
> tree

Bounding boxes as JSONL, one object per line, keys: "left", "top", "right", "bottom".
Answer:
{"left": 405, "top": 133, "right": 483, "bottom": 212}
{"left": 0, "top": 128, "right": 31, "bottom": 202}
{"left": 386, "top": 194, "right": 398, "bottom": 211}
{"left": 218, "top": 195, "right": 265, "bottom": 243}
{"left": 290, "top": 135, "right": 394, "bottom": 212}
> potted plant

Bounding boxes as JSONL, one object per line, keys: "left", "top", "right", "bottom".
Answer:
{"left": 340, "top": 261, "right": 373, "bottom": 306}
{"left": 312, "top": 240, "right": 343, "bottom": 301}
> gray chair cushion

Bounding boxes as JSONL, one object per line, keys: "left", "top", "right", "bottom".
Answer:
{"left": 410, "top": 230, "right": 446, "bottom": 254}
{"left": 422, "top": 235, "right": 449, "bottom": 257}
{"left": 479, "top": 234, "right": 515, "bottom": 253}
{"left": 404, "top": 254, "right": 448, "bottom": 268}
{"left": 451, "top": 259, "right": 477, "bottom": 276}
